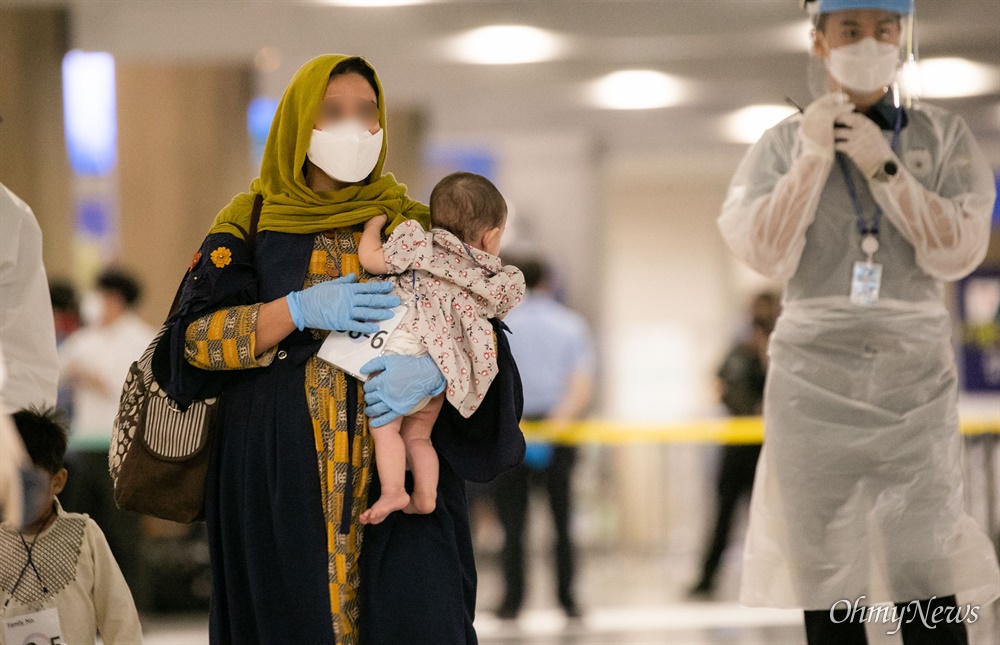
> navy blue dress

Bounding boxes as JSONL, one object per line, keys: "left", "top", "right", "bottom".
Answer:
{"left": 153, "top": 229, "right": 524, "bottom": 644}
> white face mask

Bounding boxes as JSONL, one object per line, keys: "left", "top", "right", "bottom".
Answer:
{"left": 306, "top": 119, "right": 384, "bottom": 184}
{"left": 80, "top": 292, "right": 104, "bottom": 327}
{"left": 826, "top": 37, "right": 900, "bottom": 93}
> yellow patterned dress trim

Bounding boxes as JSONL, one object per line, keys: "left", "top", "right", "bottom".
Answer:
{"left": 305, "top": 227, "right": 374, "bottom": 645}
{"left": 184, "top": 303, "right": 277, "bottom": 370}
{"left": 305, "top": 357, "right": 371, "bottom": 642}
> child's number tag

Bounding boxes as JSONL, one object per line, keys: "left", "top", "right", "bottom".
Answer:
{"left": 316, "top": 305, "right": 408, "bottom": 381}
{"left": 850, "top": 261, "right": 882, "bottom": 306}
{"left": 4, "top": 607, "right": 64, "bottom": 645}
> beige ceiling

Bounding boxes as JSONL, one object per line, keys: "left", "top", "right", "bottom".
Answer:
{"left": 7, "top": 0, "right": 1000, "bottom": 157}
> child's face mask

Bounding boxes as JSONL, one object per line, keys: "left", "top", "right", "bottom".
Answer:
{"left": 20, "top": 468, "right": 64, "bottom": 530}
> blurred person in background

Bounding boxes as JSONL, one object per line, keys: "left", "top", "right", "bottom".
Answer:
{"left": 50, "top": 280, "right": 82, "bottom": 418}
{"left": 493, "top": 256, "right": 595, "bottom": 620}
{"left": 50, "top": 281, "right": 82, "bottom": 344}
{"left": 154, "top": 55, "right": 523, "bottom": 643}
{"left": 718, "top": 0, "right": 999, "bottom": 642}
{"left": 689, "top": 292, "right": 780, "bottom": 599}
{"left": 58, "top": 268, "right": 155, "bottom": 599}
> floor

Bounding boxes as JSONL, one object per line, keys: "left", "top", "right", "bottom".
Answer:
{"left": 137, "top": 548, "right": 999, "bottom": 644}
{"left": 126, "top": 437, "right": 1000, "bottom": 644}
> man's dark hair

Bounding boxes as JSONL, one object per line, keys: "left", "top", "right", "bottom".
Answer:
{"left": 96, "top": 268, "right": 142, "bottom": 307}
{"left": 329, "top": 57, "right": 379, "bottom": 99}
{"left": 12, "top": 407, "right": 68, "bottom": 474}
{"left": 430, "top": 172, "right": 507, "bottom": 244}
{"left": 49, "top": 280, "right": 79, "bottom": 313}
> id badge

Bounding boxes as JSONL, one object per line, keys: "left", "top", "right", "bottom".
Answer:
{"left": 315, "top": 305, "right": 408, "bottom": 381}
{"left": 3, "top": 607, "right": 64, "bottom": 645}
{"left": 850, "top": 261, "right": 882, "bottom": 306}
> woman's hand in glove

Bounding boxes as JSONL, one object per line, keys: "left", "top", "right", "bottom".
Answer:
{"left": 285, "top": 274, "right": 399, "bottom": 333}
{"left": 360, "top": 354, "right": 446, "bottom": 428}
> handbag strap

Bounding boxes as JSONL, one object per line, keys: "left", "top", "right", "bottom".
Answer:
{"left": 243, "top": 193, "right": 263, "bottom": 259}
{"left": 167, "top": 193, "right": 264, "bottom": 317}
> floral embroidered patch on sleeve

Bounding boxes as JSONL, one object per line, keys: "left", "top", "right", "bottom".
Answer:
{"left": 210, "top": 247, "right": 232, "bottom": 268}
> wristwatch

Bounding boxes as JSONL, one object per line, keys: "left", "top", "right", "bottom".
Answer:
{"left": 871, "top": 159, "right": 899, "bottom": 183}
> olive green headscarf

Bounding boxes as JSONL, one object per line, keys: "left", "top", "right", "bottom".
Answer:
{"left": 208, "top": 54, "right": 429, "bottom": 239}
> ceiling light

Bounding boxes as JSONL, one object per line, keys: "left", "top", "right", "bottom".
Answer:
{"left": 448, "top": 25, "right": 565, "bottom": 65}
{"left": 254, "top": 46, "right": 283, "bottom": 73}
{"left": 722, "top": 104, "right": 798, "bottom": 143}
{"left": 913, "top": 58, "right": 1000, "bottom": 99}
{"left": 588, "top": 70, "right": 689, "bottom": 110}
{"left": 314, "top": 0, "right": 433, "bottom": 6}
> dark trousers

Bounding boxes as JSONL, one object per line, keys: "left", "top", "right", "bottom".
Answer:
{"left": 803, "top": 595, "right": 969, "bottom": 645}
{"left": 60, "top": 449, "right": 144, "bottom": 602}
{"left": 493, "top": 445, "right": 577, "bottom": 611}
{"left": 695, "top": 444, "right": 761, "bottom": 590}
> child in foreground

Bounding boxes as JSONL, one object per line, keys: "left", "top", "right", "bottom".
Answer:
{"left": 0, "top": 407, "right": 142, "bottom": 645}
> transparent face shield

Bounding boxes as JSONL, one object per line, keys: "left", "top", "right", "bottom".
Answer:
{"left": 803, "top": 2, "right": 918, "bottom": 108}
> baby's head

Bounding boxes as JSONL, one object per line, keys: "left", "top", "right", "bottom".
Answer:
{"left": 430, "top": 172, "right": 507, "bottom": 256}
{"left": 12, "top": 407, "right": 68, "bottom": 526}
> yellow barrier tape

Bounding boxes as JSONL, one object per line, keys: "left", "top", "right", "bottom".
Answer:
{"left": 520, "top": 417, "right": 1000, "bottom": 445}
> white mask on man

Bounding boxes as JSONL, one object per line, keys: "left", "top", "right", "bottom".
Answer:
{"left": 306, "top": 120, "right": 384, "bottom": 184}
{"left": 827, "top": 37, "right": 900, "bottom": 93}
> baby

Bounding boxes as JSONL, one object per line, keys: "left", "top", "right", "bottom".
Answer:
{"left": 357, "top": 172, "right": 525, "bottom": 525}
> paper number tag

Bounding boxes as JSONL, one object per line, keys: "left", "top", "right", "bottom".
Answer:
{"left": 315, "top": 305, "right": 408, "bottom": 381}
{"left": 850, "top": 261, "right": 882, "bottom": 306}
{"left": 3, "top": 607, "right": 64, "bottom": 645}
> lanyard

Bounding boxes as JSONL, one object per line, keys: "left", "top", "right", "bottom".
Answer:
{"left": 2, "top": 532, "right": 49, "bottom": 611}
{"left": 835, "top": 106, "right": 903, "bottom": 241}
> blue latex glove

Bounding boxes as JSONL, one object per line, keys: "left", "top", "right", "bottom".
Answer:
{"left": 285, "top": 274, "right": 399, "bottom": 333}
{"left": 360, "top": 354, "right": 446, "bottom": 428}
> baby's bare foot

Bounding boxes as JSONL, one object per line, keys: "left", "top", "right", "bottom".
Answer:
{"left": 360, "top": 490, "right": 410, "bottom": 525}
{"left": 403, "top": 491, "right": 437, "bottom": 515}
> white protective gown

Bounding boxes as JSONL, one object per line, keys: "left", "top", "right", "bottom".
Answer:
{"left": 718, "top": 98, "right": 1000, "bottom": 610}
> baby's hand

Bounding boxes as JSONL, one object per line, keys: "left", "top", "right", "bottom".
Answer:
{"left": 359, "top": 214, "right": 391, "bottom": 274}
{"left": 365, "top": 214, "right": 389, "bottom": 233}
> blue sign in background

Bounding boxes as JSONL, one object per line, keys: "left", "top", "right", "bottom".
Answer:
{"left": 956, "top": 268, "right": 1000, "bottom": 393}
{"left": 993, "top": 174, "right": 1000, "bottom": 228}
